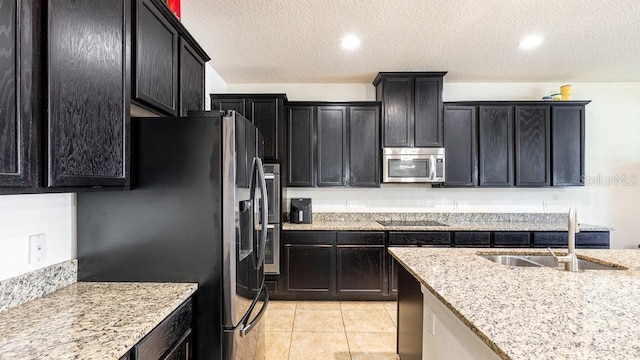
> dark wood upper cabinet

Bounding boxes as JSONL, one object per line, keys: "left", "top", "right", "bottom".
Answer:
{"left": 373, "top": 72, "right": 446, "bottom": 148}
{"left": 211, "top": 97, "right": 245, "bottom": 114}
{"left": 316, "top": 106, "right": 348, "bottom": 186}
{"left": 444, "top": 106, "right": 477, "bottom": 187}
{"left": 414, "top": 77, "right": 443, "bottom": 147}
{"left": 47, "top": 0, "right": 131, "bottom": 187}
{"left": 445, "top": 101, "right": 589, "bottom": 188}
{"left": 210, "top": 94, "right": 286, "bottom": 161}
{"left": 0, "top": 0, "right": 36, "bottom": 188}
{"left": 552, "top": 106, "right": 585, "bottom": 186}
{"left": 133, "top": 0, "right": 208, "bottom": 117}
{"left": 478, "top": 106, "right": 514, "bottom": 186}
{"left": 134, "top": 0, "right": 179, "bottom": 116}
{"left": 515, "top": 105, "right": 550, "bottom": 186}
{"left": 349, "top": 106, "right": 380, "bottom": 187}
{"left": 246, "top": 98, "right": 284, "bottom": 161}
{"left": 1, "top": 0, "right": 209, "bottom": 194}
{"left": 286, "top": 102, "right": 381, "bottom": 188}
{"left": 287, "top": 106, "right": 314, "bottom": 186}
{"left": 378, "top": 77, "right": 412, "bottom": 147}
{"left": 179, "top": 39, "right": 205, "bottom": 116}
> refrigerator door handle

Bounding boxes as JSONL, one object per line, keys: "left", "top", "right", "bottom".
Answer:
{"left": 255, "top": 157, "right": 269, "bottom": 269}
{"left": 240, "top": 283, "right": 269, "bottom": 336}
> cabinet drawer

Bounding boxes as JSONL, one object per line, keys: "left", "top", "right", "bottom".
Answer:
{"left": 576, "top": 232, "right": 610, "bottom": 248}
{"left": 135, "top": 298, "right": 192, "bottom": 360}
{"left": 283, "top": 231, "right": 335, "bottom": 244}
{"left": 532, "top": 232, "right": 567, "bottom": 247}
{"left": 453, "top": 232, "right": 491, "bottom": 247}
{"left": 493, "top": 232, "right": 531, "bottom": 247}
{"left": 533, "top": 231, "right": 610, "bottom": 249}
{"left": 337, "top": 231, "right": 384, "bottom": 245}
{"left": 388, "top": 232, "right": 450, "bottom": 246}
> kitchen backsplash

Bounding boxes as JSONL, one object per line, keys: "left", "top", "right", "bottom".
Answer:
{"left": 0, "top": 259, "right": 77, "bottom": 313}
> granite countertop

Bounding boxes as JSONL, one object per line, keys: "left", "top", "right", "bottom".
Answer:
{"left": 283, "top": 220, "right": 610, "bottom": 232}
{"left": 0, "top": 282, "right": 197, "bottom": 360}
{"left": 389, "top": 247, "right": 640, "bottom": 360}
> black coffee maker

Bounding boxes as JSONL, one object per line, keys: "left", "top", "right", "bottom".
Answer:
{"left": 290, "top": 198, "right": 312, "bottom": 224}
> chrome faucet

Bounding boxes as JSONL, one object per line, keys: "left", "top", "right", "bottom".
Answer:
{"left": 548, "top": 207, "right": 580, "bottom": 272}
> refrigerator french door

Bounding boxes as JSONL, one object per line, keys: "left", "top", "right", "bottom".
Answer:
{"left": 222, "top": 113, "right": 269, "bottom": 360}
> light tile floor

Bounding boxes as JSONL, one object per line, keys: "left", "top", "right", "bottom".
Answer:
{"left": 262, "top": 301, "right": 399, "bottom": 360}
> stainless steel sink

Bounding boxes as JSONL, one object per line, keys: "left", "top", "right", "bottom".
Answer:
{"left": 480, "top": 254, "right": 625, "bottom": 270}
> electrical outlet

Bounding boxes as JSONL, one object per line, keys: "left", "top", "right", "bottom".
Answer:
{"left": 346, "top": 201, "right": 354, "bottom": 210}
{"left": 542, "top": 201, "right": 549, "bottom": 210}
{"left": 425, "top": 306, "right": 436, "bottom": 335}
{"left": 453, "top": 200, "right": 459, "bottom": 209}
{"left": 29, "top": 234, "right": 47, "bottom": 264}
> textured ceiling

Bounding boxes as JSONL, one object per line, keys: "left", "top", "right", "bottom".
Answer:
{"left": 181, "top": 0, "right": 640, "bottom": 83}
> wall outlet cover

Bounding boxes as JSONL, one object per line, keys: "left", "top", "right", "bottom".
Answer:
{"left": 28, "top": 234, "right": 47, "bottom": 264}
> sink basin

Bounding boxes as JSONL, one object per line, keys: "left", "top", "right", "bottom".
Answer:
{"left": 480, "top": 254, "right": 625, "bottom": 270}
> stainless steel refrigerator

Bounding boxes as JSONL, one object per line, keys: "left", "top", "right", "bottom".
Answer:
{"left": 77, "top": 111, "right": 269, "bottom": 360}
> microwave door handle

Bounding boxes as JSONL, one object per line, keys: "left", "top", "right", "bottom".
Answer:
{"left": 429, "top": 156, "right": 436, "bottom": 180}
{"left": 255, "top": 158, "right": 268, "bottom": 269}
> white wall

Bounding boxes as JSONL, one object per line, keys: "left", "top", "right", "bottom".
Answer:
{"left": 220, "top": 82, "right": 640, "bottom": 249}
{"left": 205, "top": 63, "right": 228, "bottom": 109}
{"left": 0, "top": 193, "right": 76, "bottom": 281}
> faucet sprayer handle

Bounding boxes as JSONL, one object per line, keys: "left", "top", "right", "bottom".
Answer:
{"left": 547, "top": 248, "right": 560, "bottom": 262}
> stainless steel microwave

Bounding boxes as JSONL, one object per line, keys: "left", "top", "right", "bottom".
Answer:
{"left": 382, "top": 148, "right": 445, "bottom": 183}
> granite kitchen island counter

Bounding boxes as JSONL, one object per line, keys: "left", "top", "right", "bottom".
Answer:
{"left": 0, "top": 282, "right": 197, "bottom": 360}
{"left": 389, "top": 247, "right": 640, "bottom": 360}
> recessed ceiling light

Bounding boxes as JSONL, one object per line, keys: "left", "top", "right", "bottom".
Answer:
{"left": 341, "top": 34, "right": 361, "bottom": 50}
{"left": 519, "top": 35, "right": 543, "bottom": 49}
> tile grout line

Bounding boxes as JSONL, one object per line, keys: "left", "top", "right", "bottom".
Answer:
{"left": 287, "top": 302, "right": 297, "bottom": 360}
{"left": 340, "top": 303, "right": 354, "bottom": 360}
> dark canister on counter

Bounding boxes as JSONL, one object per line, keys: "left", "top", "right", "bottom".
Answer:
{"left": 290, "top": 198, "right": 312, "bottom": 224}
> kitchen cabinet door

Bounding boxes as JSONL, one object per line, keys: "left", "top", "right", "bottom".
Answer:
{"left": 380, "top": 77, "right": 413, "bottom": 147}
{"left": 47, "top": 0, "right": 130, "bottom": 187}
{"left": 336, "top": 232, "right": 385, "bottom": 295}
{"left": 284, "top": 231, "right": 336, "bottom": 294}
{"left": 478, "top": 106, "right": 514, "bottom": 186}
{"left": 211, "top": 94, "right": 286, "bottom": 162}
{"left": 287, "top": 106, "right": 315, "bottom": 186}
{"left": 134, "top": 0, "right": 179, "bottom": 116}
{"left": 316, "top": 106, "right": 347, "bottom": 186}
{"left": 0, "top": 0, "right": 36, "bottom": 188}
{"left": 348, "top": 105, "right": 380, "bottom": 187}
{"left": 515, "top": 106, "right": 550, "bottom": 186}
{"left": 444, "top": 106, "right": 477, "bottom": 187}
{"left": 210, "top": 97, "right": 245, "bottom": 115}
{"left": 179, "top": 39, "right": 205, "bottom": 116}
{"left": 552, "top": 106, "right": 585, "bottom": 186}
{"left": 414, "top": 77, "right": 443, "bottom": 147}
{"left": 246, "top": 97, "right": 284, "bottom": 161}
{"left": 374, "top": 72, "right": 446, "bottom": 148}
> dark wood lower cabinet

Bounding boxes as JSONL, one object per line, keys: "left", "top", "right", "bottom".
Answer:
{"left": 337, "top": 231, "right": 385, "bottom": 295}
{"left": 120, "top": 297, "right": 193, "bottom": 360}
{"left": 397, "top": 264, "right": 423, "bottom": 360}
{"left": 276, "top": 230, "right": 609, "bottom": 300}
{"left": 532, "top": 231, "right": 610, "bottom": 249}
{"left": 285, "top": 244, "right": 335, "bottom": 293}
